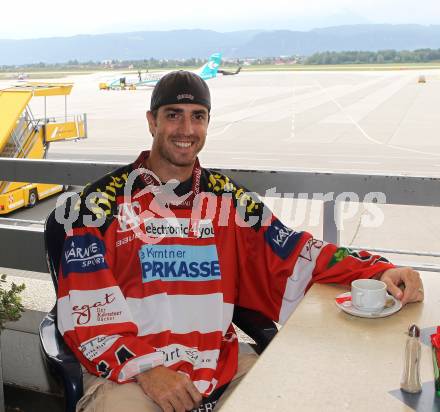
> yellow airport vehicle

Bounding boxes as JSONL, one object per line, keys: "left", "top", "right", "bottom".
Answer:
{"left": 0, "top": 82, "right": 87, "bottom": 214}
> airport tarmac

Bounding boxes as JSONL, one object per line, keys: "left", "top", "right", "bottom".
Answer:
{"left": 2, "top": 69, "right": 440, "bottom": 175}
{"left": 1, "top": 69, "right": 440, "bottom": 267}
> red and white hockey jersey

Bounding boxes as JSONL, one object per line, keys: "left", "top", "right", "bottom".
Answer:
{"left": 57, "top": 151, "right": 394, "bottom": 396}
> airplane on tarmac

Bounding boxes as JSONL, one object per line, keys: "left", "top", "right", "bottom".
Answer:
{"left": 17, "top": 72, "right": 29, "bottom": 81}
{"left": 218, "top": 66, "right": 242, "bottom": 76}
{"left": 99, "top": 52, "right": 231, "bottom": 90}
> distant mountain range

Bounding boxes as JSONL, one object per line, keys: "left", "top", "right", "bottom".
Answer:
{"left": 1, "top": 24, "right": 440, "bottom": 65}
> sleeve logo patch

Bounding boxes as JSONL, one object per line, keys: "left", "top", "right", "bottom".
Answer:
{"left": 79, "top": 334, "right": 121, "bottom": 361}
{"left": 264, "top": 219, "right": 303, "bottom": 260}
{"left": 62, "top": 234, "right": 108, "bottom": 276}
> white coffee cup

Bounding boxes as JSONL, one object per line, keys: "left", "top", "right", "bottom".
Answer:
{"left": 351, "top": 279, "right": 387, "bottom": 312}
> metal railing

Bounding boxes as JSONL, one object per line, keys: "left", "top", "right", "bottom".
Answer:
{"left": 0, "top": 111, "right": 42, "bottom": 194}
{"left": 0, "top": 112, "right": 40, "bottom": 160}
{"left": 0, "top": 158, "right": 439, "bottom": 273}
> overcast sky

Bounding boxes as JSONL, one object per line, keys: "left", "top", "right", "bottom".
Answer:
{"left": 2, "top": 0, "right": 439, "bottom": 39}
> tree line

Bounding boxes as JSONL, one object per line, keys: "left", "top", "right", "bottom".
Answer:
{"left": 2, "top": 49, "right": 440, "bottom": 71}
{"left": 0, "top": 57, "right": 238, "bottom": 72}
{"left": 305, "top": 49, "right": 440, "bottom": 65}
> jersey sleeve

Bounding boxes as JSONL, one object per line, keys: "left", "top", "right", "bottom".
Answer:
{"left": 234, "top": 206, "right": 394, "bottom": 325}
{"left": 57, "top": 224, "right": 164, "bottom": 383}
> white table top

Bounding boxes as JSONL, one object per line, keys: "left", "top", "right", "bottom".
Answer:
{"left": 220, "top": 272, "right": 440, "bottom": 411}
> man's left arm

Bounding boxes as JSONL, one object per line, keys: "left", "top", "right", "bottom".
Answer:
{"left": 235, "top": 219, "right": 424, "bottom": 325}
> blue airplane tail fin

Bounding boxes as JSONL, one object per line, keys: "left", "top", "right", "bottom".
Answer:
{"left": 197, "top": 53, "right": 222, "bottom": 80}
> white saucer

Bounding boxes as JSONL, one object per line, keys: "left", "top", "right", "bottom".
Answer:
{"left": 335, "top": 292, "right": 402, "bottom": 318}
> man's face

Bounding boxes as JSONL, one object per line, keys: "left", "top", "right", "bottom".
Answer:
{"left": 147, "top": 103, "right": 209, "bottom": 168}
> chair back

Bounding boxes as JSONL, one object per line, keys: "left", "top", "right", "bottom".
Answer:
{"left": 44, "top": 207, "right": 68, "bottom": 288}
{"left": 41, "top": 202, "right": 84, "bottom": 412}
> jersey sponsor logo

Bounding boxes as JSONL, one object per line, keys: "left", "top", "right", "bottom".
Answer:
{"left": 139, "top": 245, "right": 221, "bottom": 282}
{"left": 207, "top": 172, "right": 264, "bottom": 229}
{"left": 155, "top": 344, "right": 219, "bottom": 368}
{"left": 195, "top": 400, "right": 218, "bottom": 412}
{"left": 85, "top": 171, "right": 129, "bottom": 220}
{"left": 144, "top": 218, "right": 214, "bottom": 239}
{"left": 264, "top": 219, "right": 302, "bottom": 260}
{"left": 72, "top": 291, "right": 124, "bottom": 326}
{"left": 116, "top": 201, "right": 142, "bottom": 233}
{"left": 115, "top": 216, "right": 214, "bottom": 247}
{"left": 79, "top": 334, "right": 121, "bottom": 361}
{"left": 158, "top": 345, "right": 183, "bottom": 364}
{"left": 116, "top": 233, "right": 137, "bottom": 248}
{"left": 62, "top": 234, "right": 108, "bottom": 276}
{"left": 300, "top": 238, "right": 325, "bottom": 261}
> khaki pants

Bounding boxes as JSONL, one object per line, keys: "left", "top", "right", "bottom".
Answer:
{"left": 77, "top": 351, "right": 257, "bottom": 412}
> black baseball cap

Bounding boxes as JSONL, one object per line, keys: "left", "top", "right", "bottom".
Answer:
{"left": 150, "top": 70, "right": 211, "bottom": 112}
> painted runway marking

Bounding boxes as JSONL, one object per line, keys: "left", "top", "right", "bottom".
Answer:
{"left": 388, "top": 144, "right": 440, "bottom": 157}
{"left": 290, "top": 79, "right": 297, "bottom": 140}
{"left": 231, "top": 157, "right": 279, "bottom": 162}
{"left": 313, "top": 79, "right": 384, "bottom": 145}
{"left": 320, "top": 75, "right": 414, "bottom": 126}
{"left": 329, "top": 160, "right": 381, "bottom": 165}
{"left": 313, "top": 76, "right": 440, "bottom": 158}
{"left": 208, "top": 150, "right": 434, "bottom": 159}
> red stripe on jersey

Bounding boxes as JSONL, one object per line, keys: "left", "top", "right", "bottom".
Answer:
{"left": 144, "top": 331, "right": 224, "bottom": 351}
{"left": 57, "top": 272, "right": 118, "bottom": 296}
{"left": 70, "top": 327, "right": 225, "bottom": 352}
{"left": 121, "top": 279, "right": 223, "bottom": 297}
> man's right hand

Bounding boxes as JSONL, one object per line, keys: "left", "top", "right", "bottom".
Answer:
{"left": 136, "top": 366, "right": 203, "bottom": 412}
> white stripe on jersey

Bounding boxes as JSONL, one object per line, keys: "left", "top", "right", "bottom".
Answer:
{"left": 278, "top": 239, "right": 326, "bottom": 324}
{"left": 126, "top": 294, "right": 234, "bottom": 335}
{"left": 59, "top": 288, "right": 235, "bottom": 337}
{"left": 58, "top": 296, "right": 74, "bottom": 335}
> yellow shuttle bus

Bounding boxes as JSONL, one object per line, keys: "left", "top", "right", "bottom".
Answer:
{"left": 0, "top": 83, "right": 87, "bottom": 214}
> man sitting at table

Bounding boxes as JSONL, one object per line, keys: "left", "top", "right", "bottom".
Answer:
{"left": 56, "top": 71, "right": 424, "bottom": 412}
